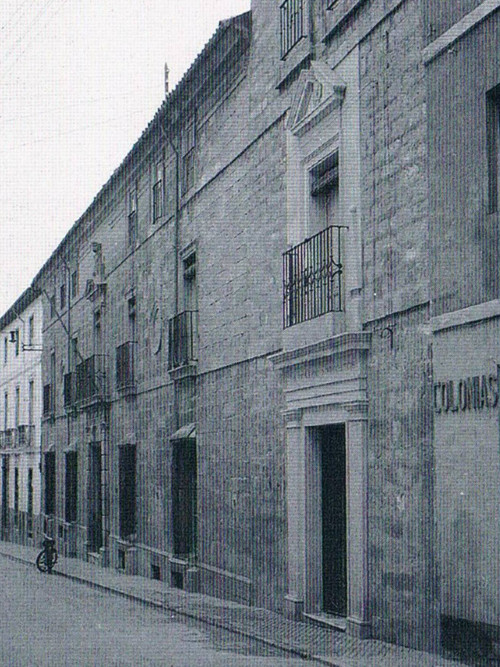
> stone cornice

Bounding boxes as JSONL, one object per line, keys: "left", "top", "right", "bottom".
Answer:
{"left": 269, "top": 332, "right": 371, "bottom": 371}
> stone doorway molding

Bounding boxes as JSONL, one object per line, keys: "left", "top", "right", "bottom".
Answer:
{"left": 270, "top": 332, "right": 371, "bottom": 639}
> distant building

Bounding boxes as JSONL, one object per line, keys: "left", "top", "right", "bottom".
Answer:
{"left": 0, "top": 287, "right": 43, "bottom": 546}
{"left": 0, "top": 0, "right": 496, "bottom": 660}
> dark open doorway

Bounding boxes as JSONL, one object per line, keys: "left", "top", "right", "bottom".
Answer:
{"left": 172, "top": 439, "right": 197, "bottom": 558}
{"left": 319, "top": 424, "right": 347, "bottom": 616}
{"left": 88, "top": 443, "right": 102, "bottom": 553}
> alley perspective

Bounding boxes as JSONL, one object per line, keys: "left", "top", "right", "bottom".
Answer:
{"left": 1, "top": 0, "right": 500, "bottom": 664}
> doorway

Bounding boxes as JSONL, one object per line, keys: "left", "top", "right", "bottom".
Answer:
{"left": 172, "top": 439, "right": 197, "bottom": 558}
{"left": 1, "top": 456, "right": 9, "bottom": 539}
{"left": 88, "top": 443, "right": 102, "bottom": 553}
{"left": 318, "top": 424, "right": 347, "bottom": 616}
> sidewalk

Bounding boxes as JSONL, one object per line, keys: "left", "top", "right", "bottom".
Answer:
{"left": 0, "top": 540, "right": 468, "bottom": 667}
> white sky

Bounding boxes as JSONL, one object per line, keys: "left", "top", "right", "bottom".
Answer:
{"left": 0, "top": 0, "right": 251, "bottom": 316}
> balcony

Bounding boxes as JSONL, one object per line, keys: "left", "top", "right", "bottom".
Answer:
{"left": 75, "top": 354, "right": 107, "bottom": 405}
{"left": 16, "top": 424, "right": 34, "bottom": 447}
{"left": 0, "top": 429, "right": 15, "bottom": 449}
{"left": 283, "top": 225, "right": 344, "bottom": 328}
{"left": 116, "top": 341, "right": 136, "bottom": 393}
{"left": 168, "top": 311, "right": 198, "bottom": 373}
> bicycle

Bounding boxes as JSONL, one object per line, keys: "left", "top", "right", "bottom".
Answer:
{"left": 36, "top": 535, "right": 58, "bottom": 574}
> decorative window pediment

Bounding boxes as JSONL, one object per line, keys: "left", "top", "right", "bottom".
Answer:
{"left": 288, "top": 61, "right": 345, "bottom": 136}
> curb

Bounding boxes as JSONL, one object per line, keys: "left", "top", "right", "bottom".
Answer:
{"left": 0, "top": 550, "right": 339, "bottom": 666}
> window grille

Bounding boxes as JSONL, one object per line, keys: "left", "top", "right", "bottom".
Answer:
{"left": 280, "top": 0, "right": 304, "bottom": 58}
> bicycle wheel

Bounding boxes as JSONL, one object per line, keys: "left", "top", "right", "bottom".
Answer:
{"left": 36, "top": 550, "right": 48, "bottom": 573}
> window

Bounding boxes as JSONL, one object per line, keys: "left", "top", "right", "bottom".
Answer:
{"left": 65, "top": 452, "right": 77, "bottom": 523}
{"left": 152, "top": 160, "right": 163, "bottom": 220}
{"left": 128, "top": 187, "right": 138, "bottom": 245}
{"left": 50, "top": 350, "right": 56, "bottom": 413}
{"left": 14, "top": 329, "right": 19, "bottom": 356}
{"left": 181, "top": 121, "right": 196, "bottom": 195}
{"left": 28, "top": 315, "right": 34, "bottom": 346}
{"left": 44, "top": 452, "right": 56, "bottom": 516}
{"left": 4, "top": 337, "right": 7, "bottom": 364}
{"left": 119, "top": 445, "right": 136, "bottom": 538}
{"left": 3, "top": 392, "right": 7, "bottom": 430}
{"left": 50, "top": 294, "right": 56, "bottom": 319}
{"left": 487, "top": 86, "right": 500, "bottom": 214}
{"left": 14, "top": 386, "right": 19, "bottom": 428}
{"left": 183, "top": 252, "right": 197, "bottom": 312}
{"left": 60, "top": 283, "right": 66, "bottom": 310}
{"left": 71, "top": 270, "right": 78, "bottom": 299}
{"left": 93, "top": 309, "right": 102, "bottom": 355}
{"left": 128, "top": 296, "right": 136, "bottom": 331}
{"left": 28, "top": 380, "right": 34, "bottom": 425}
{"left": 71, "top": 337, "right": 78, "bottom": 370}
{"left": 310, "top": 152, "right": 339, "bottom": 233}
{"left": 280, "top": 0, "right": 304, "bottom": 58}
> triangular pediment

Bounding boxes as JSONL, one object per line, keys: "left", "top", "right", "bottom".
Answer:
{"left": 288, "top": 61, "right": 346, "bottom": 136}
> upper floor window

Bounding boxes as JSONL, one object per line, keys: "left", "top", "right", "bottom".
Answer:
{"left": 4, "top": 337, "right": 7, "bottom": 365}
{"left": 128, "top": 187, "right": 138, "bottom": 245}
{"left": 50, "top": 294, "right": 56, "bottom": 320}
{"left": 14, "top": 329, "right": 20, "bottom": 357}
{"left": 152, "top": 161, "right": 163, "bottom": 221}
{"left": 28, "top": 315, "right": 34, "bottom": 346}
{"left": 60, "top": 282, "right": 66, "bottom": 310}
{"left": 487, "top": 85, "right": 500, "bottom": 214}
{"left": 280, "top": 0, "right": 304, "bottom": 58}
{"left": 71, "top": 270, "right": 78, "bottom": 299}
{"left": 181, "top": 120, "right": 196, "bottom": 195}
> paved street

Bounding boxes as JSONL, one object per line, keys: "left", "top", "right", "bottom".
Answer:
{"left": 0, "top": 557, "right": 319, "bottom": 667}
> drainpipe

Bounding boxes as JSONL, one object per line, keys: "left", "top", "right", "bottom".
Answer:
{"left": 159, "top": 117, "right": 181, "bottom": 432}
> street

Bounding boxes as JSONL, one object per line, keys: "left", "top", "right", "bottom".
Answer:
{"left": 0, "top": 556, "right": 319, "bottom": 667}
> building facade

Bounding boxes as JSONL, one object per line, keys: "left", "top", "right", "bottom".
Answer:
{"left": 424, "top": 0, "right": 500, "bottom": 657}
{"left": 0, "top": 0, "right": 494, "bottom": 659}
{"left": 0, "top": 287, "right": 43, "bottom": 546}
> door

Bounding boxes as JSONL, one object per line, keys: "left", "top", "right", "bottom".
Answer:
{"left": 320, "top": 424, "right": 347, "bottom": 616}
{"left": 1, "top": 456, "right": 9, "bottom": 539}
{"left": 172, "top": 439, "right": 197, "bottom": 557}
{"left": 88, "top": 443, "right": 102, "bottom": 552}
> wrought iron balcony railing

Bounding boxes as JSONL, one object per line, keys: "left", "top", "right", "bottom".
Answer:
{"left": 116, "top": 341, "right": 136, "bottom": 390}
{"left": 75, "top": 354, "right": 107, "bottom": 404}
{"left": 16, "top": 424, "right": 34, "bottom": 447}
{"left": 0, "top": 429, "right": 15, "bottom": 449}
{"left": 283, "top": 225, "right": 345, "bottom": 328}
{"left": 168, "top": 311, "right": 198, "bottom": 370}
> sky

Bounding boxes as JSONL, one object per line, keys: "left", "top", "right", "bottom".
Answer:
{"left": 0, "top": 0, "right": 251, "bottom": 317}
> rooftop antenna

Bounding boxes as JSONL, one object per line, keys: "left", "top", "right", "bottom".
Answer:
{"left": 164, "top": 62, "right": 169, "bottom": 97}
